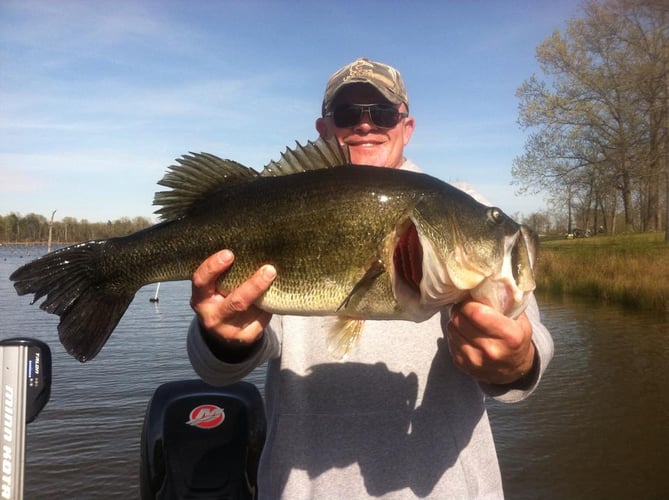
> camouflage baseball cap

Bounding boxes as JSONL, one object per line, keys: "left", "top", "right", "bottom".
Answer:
{"left": 322, "top": 57, "right": 409, "bottom": 115}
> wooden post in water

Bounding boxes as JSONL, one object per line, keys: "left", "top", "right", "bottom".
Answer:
{"left": 47, "top": 210, "right": 56, "bottom": 253}
{"left": 150, "top": 282, "right": 160, "bottom": 303}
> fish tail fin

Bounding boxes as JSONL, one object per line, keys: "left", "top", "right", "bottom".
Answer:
{"left": 56, "top": 287, "right": 135, "bottom": 363}
{"left": 10, "top": 241, "right": 135, "bottom": 362}
{"left": 327, "top": 318, "right": 365, "bottom": 360}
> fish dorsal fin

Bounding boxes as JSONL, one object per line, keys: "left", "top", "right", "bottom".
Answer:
{"left": 153, "top": 153, "right": 260, "bottom": 220}
{"left": 261, "top": 136, "right": 350, "bottom": 176}
{"left": 152, "top": 137, "right": 349, "bottom": 221}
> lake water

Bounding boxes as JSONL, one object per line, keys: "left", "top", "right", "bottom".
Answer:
{"left": 1, "top": 244, "right": 668, "bottom": 499}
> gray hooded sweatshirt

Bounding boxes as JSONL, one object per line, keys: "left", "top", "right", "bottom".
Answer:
{"left": 187, "top": 160, "right": 554, "bottom": 499}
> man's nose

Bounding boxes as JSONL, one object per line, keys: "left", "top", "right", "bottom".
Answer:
{"left": 354, "top": 109, "right": 375, "bottom": 131}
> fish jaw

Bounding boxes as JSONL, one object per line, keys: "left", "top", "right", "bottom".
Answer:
{"left": 469, "top": 226, "right": 537, "bottom": 318}
{"left": 469, "top": 275, "right": 530, "bottom": 319}
{"left": 388, "top": 217, "right": 481, "bottom": 318}
{"left": 407, "top": 214, "right": 538, "bottom": 319}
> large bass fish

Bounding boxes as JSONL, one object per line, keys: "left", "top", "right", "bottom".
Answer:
{"left": 10, "top": 137, "right": 538, "bottom": 362}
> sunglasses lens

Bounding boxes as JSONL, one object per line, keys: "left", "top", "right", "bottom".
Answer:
{"left": 370, "top": 106, "right": 401, "bottom": 128}
{"left": 333, "top": 105, "right": 362, "bottom": 128}
{"left": 332, "top": 104, "right": 403, "bottom": 129}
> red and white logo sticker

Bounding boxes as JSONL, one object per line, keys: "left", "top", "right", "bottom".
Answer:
{"left": 186, "top": 404, "right": 225, "bottom": 429}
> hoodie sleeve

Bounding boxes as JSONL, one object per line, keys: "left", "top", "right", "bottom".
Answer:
{"left": 187, "top": 316, "right": 281, "bottom": 386}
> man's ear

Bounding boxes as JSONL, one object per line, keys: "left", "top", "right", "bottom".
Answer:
{"left": 315, "top": 117, "right": 332, "bottom": 139}
{"left": 402, "top": 116, "right": 416, "bottom": 146}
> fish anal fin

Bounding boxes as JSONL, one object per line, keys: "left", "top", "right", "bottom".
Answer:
{"left": 336, "top": 259, "right": 386, "bottom": 312}
{"left": 327, "top": 318, "right": 365, "bottom": 360}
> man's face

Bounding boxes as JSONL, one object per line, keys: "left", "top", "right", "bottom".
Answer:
{"left": 316, "top": 83, "right": 415, "bottom": 168}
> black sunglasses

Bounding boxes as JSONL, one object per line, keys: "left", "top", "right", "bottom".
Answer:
{"left": 325, "top": 103, "right": 408, "bottom": 129}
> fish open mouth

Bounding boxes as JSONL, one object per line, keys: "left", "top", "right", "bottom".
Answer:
{"left": 392, "top": 222, "right": 423, "bottom": 294}
{"left": 389, "top": 215, "right": 538, "bottom": 320}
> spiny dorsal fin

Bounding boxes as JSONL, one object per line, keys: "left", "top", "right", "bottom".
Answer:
{"left": 153, "top": 153, "right": 260, "bottom": 221}
{"left": 152, "top": 137, "right": 350, "bottom": 221}
{"left": 261, "top": 136, "right": 350, "bottom": 176}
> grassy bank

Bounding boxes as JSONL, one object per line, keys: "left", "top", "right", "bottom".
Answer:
{"left": 535, "top": 232, "right": 669, "bottom": 312}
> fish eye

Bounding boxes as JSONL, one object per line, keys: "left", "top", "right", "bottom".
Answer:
{"left": 487, "top": 207, "right": 504, "bottom": 225}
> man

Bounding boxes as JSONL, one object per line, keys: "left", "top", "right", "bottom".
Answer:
{"left": 188, "top": 58, "right": 554, "bottom": 498}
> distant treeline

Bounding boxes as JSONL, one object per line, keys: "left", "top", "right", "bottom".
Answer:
{"left": 0, "top": 212, "right": 153, "bottom": 243}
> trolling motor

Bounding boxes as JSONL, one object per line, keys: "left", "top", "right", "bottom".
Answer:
{"left": 140, "top": 379, "right": 266, "bottom": 499}
{"left": 0, "top": 338, "right": 52, "bottom": 500}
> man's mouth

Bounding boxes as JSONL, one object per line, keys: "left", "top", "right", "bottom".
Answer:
{"left": 346, "top": 139, "right": 384, "bottom": 147}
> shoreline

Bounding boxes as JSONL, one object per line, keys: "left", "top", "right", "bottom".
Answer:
{"left": 535, "top": 232, "right": 668, "bottom": 313}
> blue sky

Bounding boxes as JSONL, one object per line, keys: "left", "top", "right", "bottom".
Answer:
{"left": 0, "top": 0, "right": 582, "bottom": 223}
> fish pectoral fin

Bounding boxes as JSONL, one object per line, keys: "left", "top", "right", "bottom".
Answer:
{"left": 336, "top": 260, "right": 386, "bottom": 312}
{"left": 327, "top": 318, "right": 365, "bottom": 360}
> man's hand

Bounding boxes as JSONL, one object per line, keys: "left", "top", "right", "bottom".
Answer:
{"left": 446, "top": 300, "right": 536, "bottom": 385}
{"left": 191, "top": 249, "right": 276, "bottom": 346}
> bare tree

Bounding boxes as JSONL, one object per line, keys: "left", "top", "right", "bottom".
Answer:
{"left": 513, "top": 0, "right": 668, "bottom": 239}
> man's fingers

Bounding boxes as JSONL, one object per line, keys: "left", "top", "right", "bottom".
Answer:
{"left": 447, "top": 299, "right": 536, "bottom": 384}
{"left": 232, "top": 310, "right": 274, "bottom": 343}
{"left": 192, "top": 249, "right": 235, "bottom": 291}
{"left": 221, "top": 264, "right": 277, "bottom": 315}
{"left": 451, "top": 301, "right": 517, "bottom": 341}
